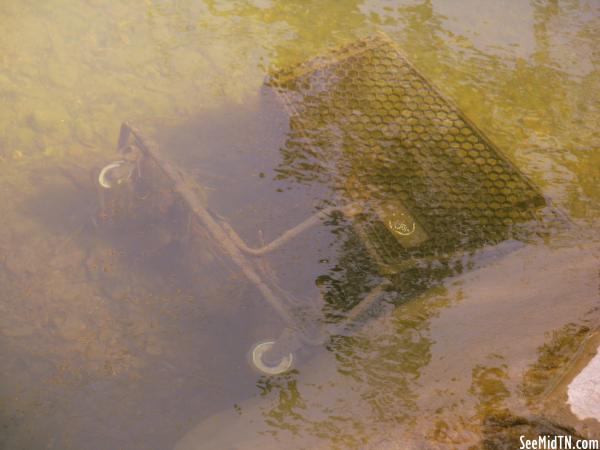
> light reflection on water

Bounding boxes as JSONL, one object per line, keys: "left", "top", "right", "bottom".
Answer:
{"left": 0, "top": 1, "right": 599, "bottom": 449}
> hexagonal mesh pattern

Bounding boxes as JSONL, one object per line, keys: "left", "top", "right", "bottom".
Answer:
{"left": 267, "top": 33, "right": 547, "bottom": 269}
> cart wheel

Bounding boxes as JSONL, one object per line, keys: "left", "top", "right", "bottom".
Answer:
{"left": 98, "top": 160, "right": 134, "bottom": 189}
{"left": 251, "top": 341, "right": 294, "bottom": 375}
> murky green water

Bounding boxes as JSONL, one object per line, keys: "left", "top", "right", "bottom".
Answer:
{"left": 1, "top": 1, "right": 599, "bottom": 449}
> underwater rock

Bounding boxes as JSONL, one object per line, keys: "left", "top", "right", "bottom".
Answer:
{"left": 481, "top": 413, "right": 583, "bottom": 450}
{"left": 26, "top": 107, "right": 69, "bottom": 133}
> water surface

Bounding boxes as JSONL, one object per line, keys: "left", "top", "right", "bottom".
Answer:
{"left": 1, "top": 1, "right": 599, "bottom": 449}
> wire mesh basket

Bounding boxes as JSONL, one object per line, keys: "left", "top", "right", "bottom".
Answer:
{"left": 267, "top": 33, "right": 550, "bottom": 273}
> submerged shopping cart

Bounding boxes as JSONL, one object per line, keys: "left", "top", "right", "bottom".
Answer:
{"left": 96, "top": 34, "right": 563, "bottom": 375}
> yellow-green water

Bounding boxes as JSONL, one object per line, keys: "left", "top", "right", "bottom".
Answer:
{"left": 1, "top": 1, "right": 599, "bottom": 449}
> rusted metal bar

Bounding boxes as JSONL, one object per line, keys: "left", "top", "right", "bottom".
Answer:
{"left": 220, "top": 203, "right": 357, "bottom": 257}
{"left": 117, "top": 123, "right": 303, "bottom": 330}
{"left": 109, "top": 123, "right": 398, "bottom": 372}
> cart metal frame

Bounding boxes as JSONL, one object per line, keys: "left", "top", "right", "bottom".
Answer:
{"left": 96, "top": 34, "right": 568, "bottom": 374}
{"left": 99, "top": 122, "right": 389, "bottom": 373}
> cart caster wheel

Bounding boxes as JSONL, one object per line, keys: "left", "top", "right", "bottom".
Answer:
{"left": 251, "top": 341, "right": 294, "bottom": 375}
{"left": 98, "top": 160, "right": 135, "bottom": 189}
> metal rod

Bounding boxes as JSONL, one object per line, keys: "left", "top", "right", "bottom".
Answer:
{"left": 119, "top": 123, "right": 300, "bottom": 329}
{"left": 330, "top": 282, "right": 389, "bottom": 336}
{"left": 220, "top": 204, "right": 356, "bottom": 256}
{"left": 115, "top": 123, "right": 391, "bottom": 351}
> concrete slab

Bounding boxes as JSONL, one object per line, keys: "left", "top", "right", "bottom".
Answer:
{"left": 568, "top": 344, "right": 600, "bottom": 421}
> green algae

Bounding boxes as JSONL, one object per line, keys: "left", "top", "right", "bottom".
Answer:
{"left": 521, "top": 323, "right": 593, "bottom": 404}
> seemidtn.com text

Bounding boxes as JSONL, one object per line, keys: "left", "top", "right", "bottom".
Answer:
{"left": 520, "top": 435, "right": 599, "bottom": 450}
